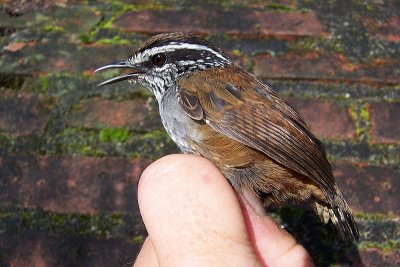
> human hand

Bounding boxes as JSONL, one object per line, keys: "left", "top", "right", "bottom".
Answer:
{"left": 134, "top": 154, "right": 314, "bottom": 267}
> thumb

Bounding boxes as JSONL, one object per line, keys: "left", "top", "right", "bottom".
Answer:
{"left": 138, "top": 154, "right": 260, "bottom": 266}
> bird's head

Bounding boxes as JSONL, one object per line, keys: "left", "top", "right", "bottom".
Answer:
{"left": 95, "top": 32, "right": 233, "bottom": 101}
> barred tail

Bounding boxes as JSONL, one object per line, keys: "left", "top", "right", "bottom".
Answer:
{"left": 313, "top": 190, "right": 360, "bottom": 242}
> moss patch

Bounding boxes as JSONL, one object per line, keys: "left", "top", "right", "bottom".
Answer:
{"left": 0, "top": 208, "right": 145, "bottom": 241}
{"left": 355, "top": 212, "right": 395, "bottom": 221}
{"left": 325, "top": 141, "right": 400, "bottom": 166}
{"left": 265, "top": 3, "right": 294, "bottom": 12}
{"left": 49, "top": 127, "right": 177, "bottom": 159}
{"left": 349, "top": 102, "right": 371, "bottom": 142}
{"left": 99, "top": 128, "right": 130, "bottom": 143}
{"left": 359, "top": 240, "right": 400, "bottom": 252}
{"left": 97, "top": 36, "right": 130, "bottom": 45}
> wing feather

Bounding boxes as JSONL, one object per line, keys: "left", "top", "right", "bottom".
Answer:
{"left": 178, "top": 67, "right": 336, "bottom": 195}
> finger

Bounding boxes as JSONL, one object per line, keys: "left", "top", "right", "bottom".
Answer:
{"left": 240, "top": 199, "right": 314, "bottom": 267}
{"left": 133, "top": 237, "right": 158, "bottom": 267}
{"left": 138, "top": 154, "right": 260, "bottom": 266}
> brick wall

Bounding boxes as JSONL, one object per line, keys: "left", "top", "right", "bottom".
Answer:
{"left": 0, "top": 0, "right": 399, "bottom": 266}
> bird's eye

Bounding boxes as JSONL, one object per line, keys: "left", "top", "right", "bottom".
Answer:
{"left": 151, "top": 53, "right": 167, "bottom": 67}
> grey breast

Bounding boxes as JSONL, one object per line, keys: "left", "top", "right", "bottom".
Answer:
{"left": 159, "top": 88, "right": 204, "bottom": 154}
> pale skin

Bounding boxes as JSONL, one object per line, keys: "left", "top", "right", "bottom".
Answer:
{"left": 134, "top": 154, "right": 314, "bottom": 267}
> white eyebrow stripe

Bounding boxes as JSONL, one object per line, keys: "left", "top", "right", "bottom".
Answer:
{"left": 134, "top": 43, "right": 229, "bottom": 62}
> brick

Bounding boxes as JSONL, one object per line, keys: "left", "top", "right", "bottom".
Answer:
{"left": 364, "top": 16, "right": 400, "bottom": 42}
{"left": 0, "top": 156, "right": 151, "bottom": 214}
{"left": 347, "top": 248, "right": 400, "bottom": 267}
{"left": 65, "top": 97, "right": 162, "bottom": 131}
{"left": 370, "top": 101, "right": 400, "bottom": 144}
{"left": 2, "top": 0, "right": 56, "bottom": 15}
{"left": 113, "top": 10, "right": 325, "bottom": 37}
{"left": 253, "top": 52, "right": 400, "bottom": 85}
{"left": 0, "top": 91, "right": 52, "bottom": 137}
{"left": 333, "top": 162, "right": 400, "bottom": 215}
{"left": 4, "top": 42, "right": 27, "bottom": 52}
{"left": 0, "top": 41, "right": 133, "bottom": 76}
{"left": 1, "top": 3, "right": 101, "bottom": 32}
{"left": 0, "top": 233, "right": 140, "bottom": 267}
{"left": 285, "top": 97, "right": 356, "bottom": 140}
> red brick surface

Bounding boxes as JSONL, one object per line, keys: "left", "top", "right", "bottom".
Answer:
{"left": 253, "top": 52, "right": 400, "bottom": 85}
{"left": 370, "top": 101, "right": 400, "bottom": 144}
{"left": 286, "top": 97, "right": 356, "bottom": 140}
{"left": 65, "top": 97, "right": 162, "bottom": 131}
{"left": 0, "top": 91, "right": 51, "bottom": 137}
{"left": 333, "top": 162, "right": 400, "bottom": 215}
{"left": 2, "top": 0, "right": 60, "bottom": 14}
{"left": 114, "top": 10, "right": 325, "bottom": 37}
{"left": 355, "top": 249, "right": 400, "bottom": 267}
{"left": 0, "top": 156, "right": 151, "bottom": 214}
{"left": 364, "top": 16, "right": 400, "bottom": 42}
{"left": 2, "top": 155, "right": 397, "bottom": 217}
{"left": 1, "top": 42, "right": 133, "bottom": 75}
{"left": 0, "top": 1, "right": 399, "bottom": 266}
{"left": 1, "top": 233, "right": 139, "bottom": 267}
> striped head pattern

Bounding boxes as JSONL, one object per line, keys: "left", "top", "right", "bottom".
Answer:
{"left": 96, "top": 32, "right": 233, "bottom": 102}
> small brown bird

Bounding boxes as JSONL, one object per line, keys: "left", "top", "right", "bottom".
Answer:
{"left": 95, "top": 32, "right": 359, "bottom": 241}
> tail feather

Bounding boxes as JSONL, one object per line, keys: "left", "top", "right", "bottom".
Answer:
{"left": 313, "top": 191, "right": 360, "bottom": 242}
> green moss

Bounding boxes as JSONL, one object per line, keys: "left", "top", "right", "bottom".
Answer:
{"left": 289, "top": 37, "right": 319, "bottom": 53}
{"left": 128, "top": 130, "right": 175, "bottom": 159}
{"left": 41, "top": 25, "right": 65, "bottom": 32}
{"left": 141, "top": 129, "right": 168, "bottom": 139}
{"left": 132, "top": 235, "right": 144, "bottom": 244}
{"left": 360, "top": 104, "right": 370, "bottom": 121}
{"left": 324, "top": 140, "right": 400, "bottom": 166}
{"left": 289, "top": 36, "right": 346, "bottom": 54}
{"left": 77, "top": 0, "right": 167, "bottom": 46}
{"left": 40, "top": 75, "right": 50, "bottom": 90}
{"left": 110, "top": 0, "right": 167, "bottom": 13}
{"left": 99, "top": 128, "right": 131, "bottom": 143}
{"left": 51, "top": 127, "right": 176, "bottom": 159}
{"left": 23, "top": 72, "right": 82, "bottom": 97}
{"left": 359, "top": 240, "right": 400, "bottom": 252}
{"left": 326, "top": 38, "right": 345, "bottom": 53}
{"left": 0, "top": 209, "right": 144, "bottom": 240}
{"left": 79, "top": 33, "right": 95, "bottom": 44}
{"left": 97, "top": 36, "right": 130, "bottom": 45}
{"left": 243, "top": 57, "right": 254, "bottom": 72}
{"left": 230, "top": 49, "right": 242, "bottom": 56}
{"left": 354, "top": 212, "right": 394, "bottom": 221}
{"left": 349, "top": 105, "right": 360, "bottom": 136}
{"left": 359, "top": 103, "right": 371, "bottom": 142}
{"left": 101, "top": 19, "right": 115, "bottom": 30}
{"left": 349, "top": 102, "right": 371, "bottom": 142}
{"left": 370, "top": 144, "right": 400, "bottom": 165}
{"left": 299, "top": 7, "right": 312, "bottom": 13}
{"left": 266, "top": 3, "right": 294, "bottom": 12}
{"left": 53, "top": 127, "right": 106, "bottom": 157}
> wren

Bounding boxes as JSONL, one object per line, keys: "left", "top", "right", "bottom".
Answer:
{"left": 95, "top": 32, "right": 359, "bottom": 242}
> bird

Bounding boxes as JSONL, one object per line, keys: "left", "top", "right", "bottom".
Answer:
{"left": 95, "top": 32, "right": 359, "bottom": 242}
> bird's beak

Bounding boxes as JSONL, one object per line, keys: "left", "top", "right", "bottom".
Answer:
{"left": 94, "top": 60, "right": 145, "bottom": 86}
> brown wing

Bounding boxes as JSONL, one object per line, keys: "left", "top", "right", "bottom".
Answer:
{"left": 178, "top": 66, "right": 336, "bottom": 197}
{"left": 178, "top": 88, "right": 204, "bottom": 120}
